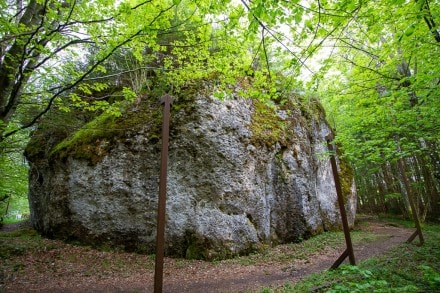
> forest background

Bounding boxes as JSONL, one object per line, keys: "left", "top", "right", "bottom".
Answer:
{"left": 0, "top": 0, "right": 439, "bottom": 223}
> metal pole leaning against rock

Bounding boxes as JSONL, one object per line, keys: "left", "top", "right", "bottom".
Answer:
{"left": 326, "top": 134, "right": 356, "bottom": 269}
{"left": 154, "top": 94, "right": 174, "bottom": 293}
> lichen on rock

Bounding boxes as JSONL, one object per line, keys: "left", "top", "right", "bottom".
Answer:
{"left": 25, "top": 82, "right": 356, "bottom": 260}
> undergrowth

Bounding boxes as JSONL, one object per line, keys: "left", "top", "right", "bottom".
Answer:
{"left": 0, "top": 227, "right": 53, "bottom": 259}
{"left": 226, "top": 228, "right": 380, "bottom": 267}
{"left": 263, "top": 219, "right": 440, "bottom": 292}
{"left": 2, "top": 218, "right": 439, "bottom": 292}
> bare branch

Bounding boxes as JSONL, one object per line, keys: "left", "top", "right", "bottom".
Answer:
{"left": 339, "top": 54, "right": 399, "bottom": 81}
{"left": 240, "top": 0, "right": 313, "bottom": 74}
{"left": 261, "top": 29, "right": 272, "bottom": 80}
{"left": 420, "top": 0, "right": 440, "bottom": 43}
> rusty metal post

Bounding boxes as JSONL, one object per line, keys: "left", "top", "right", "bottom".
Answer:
{"left": 326, "top": 135, "right": 356, "bottom": 269}
{"left": 396, "top": 158, "right": 425, "bottom": 245}
{"left": 154, "top": 94, "right": 173, "bottom": 293}
{"left": 405, "top": 194, "right": 424, "bottom": 244}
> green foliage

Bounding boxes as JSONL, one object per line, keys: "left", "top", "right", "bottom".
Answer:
{"left": 304, "top": 0, "right": 440, "bottom": 218}
{"left": 324, "top": 265, "right": 419, "bottom": 292}
{"left": 0, "top": 147, "right": 29, "bottom": 222}
{"left": 1, "top": 197, "right": 29, "bottom": 224}
{"left": 2, "top": 0, "right": 437, "bottom": 237}
{"left": 0, "top": 0, "right": 254, "bottom": 141}
{"left": 316, "top": 0, "right": 440, "bottom": 162}
{"left": 0, "top": 153, "right": 28, "bottom": 198}
{"left": 272, "top": 222, "right": 440, "bottom": 292}
{"left": 420, "top": 265, "right": 440, "bottom": 288}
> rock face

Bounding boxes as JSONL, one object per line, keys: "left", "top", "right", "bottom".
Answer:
{"left": 26, "top": 88, "right": 356, "bottom": 259}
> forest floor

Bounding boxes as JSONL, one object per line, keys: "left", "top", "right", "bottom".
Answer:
{"left": 0, "top": 216, "right": 414, "bottom": 292}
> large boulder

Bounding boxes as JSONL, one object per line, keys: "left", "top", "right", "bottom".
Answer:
{"left": 26, "top": 85, "right": 356, "bottom": 260}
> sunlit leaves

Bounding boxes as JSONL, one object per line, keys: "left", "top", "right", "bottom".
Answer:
{"left": 0, "top": 152, "right": 28, "bottom": 197}
{"left": 0, "top": 125, "right": 29, "bottom": 203}
{"left": 315, "top": 0, "right": 440, "bottom": 176}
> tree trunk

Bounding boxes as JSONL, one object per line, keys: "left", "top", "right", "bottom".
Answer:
{"left": 0, "top": 0, "right": 45, "bottom": 126}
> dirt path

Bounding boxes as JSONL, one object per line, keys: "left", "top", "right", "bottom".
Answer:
{"left": 0, "top": 222, "right": 22, "bottom": 232}
{"left": 163, "top": 220, "right": 412, "bottom": 293}
{"left": 1, "top": 218, "right": 413, "bottom": 293}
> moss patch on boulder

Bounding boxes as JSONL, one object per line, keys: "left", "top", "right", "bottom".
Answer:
{"left": 249, "top": 100, "right": 294, "bottom": 148}
{"left": 48, "top": 97, "right": 163, "bottom": 164}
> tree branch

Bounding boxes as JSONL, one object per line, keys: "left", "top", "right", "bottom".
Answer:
{"left": 340, "top": 55, "right": 400, "bottom": 81}
{"left": 240, "top": 0, "right": 313, "bottom": 74}
{"left": 420, "top": 0, "right": 440, "bottom": 43}
{"left": 1, "top": 3, "right": 176, "bottom": 140}
{"left": 261, "top": 28, "right": 272, "bottom": 80}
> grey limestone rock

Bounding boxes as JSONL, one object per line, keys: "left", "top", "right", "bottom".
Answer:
{"left": 26, "top": 89, "right": 356, "bottom": 260}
